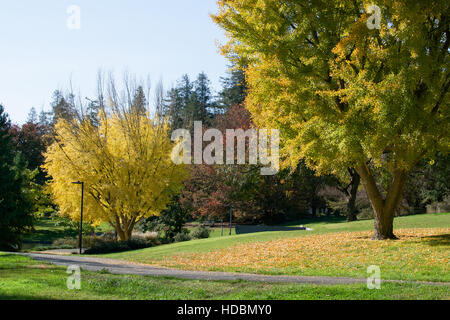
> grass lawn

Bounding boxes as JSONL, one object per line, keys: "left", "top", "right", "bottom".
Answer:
{"left": 22, "top": 218, "right": 70, "bottom": 244}
{"left": 98, "top": 213, "right": 450, "bottom": 282}
{"left": 206, "top": 226, "right": 236, "bottom": 238}
{"left": 0, "top": 253, "right": 448, "bottom": 300}
{"left": 21, "top": 217, "right": 114, "bottom": 250}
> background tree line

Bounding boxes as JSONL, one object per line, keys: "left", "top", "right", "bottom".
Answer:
{"left": 1, "top": 65, "right": 448, "bottom": 248}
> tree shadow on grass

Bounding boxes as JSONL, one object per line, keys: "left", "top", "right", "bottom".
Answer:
{"left": 23, "top": 228, "right": 74, "bottom": 243}
{"left": 0, "top": 294, "right": 55, "bottom": 300}
{"left": 353, "top": 233, "right": 450, "bottom": 246}
{"left": 279, "top": 215, "right": 348, "bottom": 227}
{"left": 419, "top": 234, "right": 450, "bottom": 247}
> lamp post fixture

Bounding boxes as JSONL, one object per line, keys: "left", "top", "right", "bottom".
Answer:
{"left": 72, "top": 181, "right": 84, "bottom": 254}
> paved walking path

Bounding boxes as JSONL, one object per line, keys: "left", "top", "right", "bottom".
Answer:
{"left": 20, "top": 253, "right": 449, "bottom": 286}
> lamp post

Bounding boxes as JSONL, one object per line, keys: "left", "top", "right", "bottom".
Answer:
{"left": 72, "top": 181, "right": 84, "bottom": 254}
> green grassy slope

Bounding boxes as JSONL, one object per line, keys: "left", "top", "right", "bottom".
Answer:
{"left": 0, "top": 253, "right": 448, "bottom": 300}
{"left": 99, "top": 213, "right": 449, "bottom": 262}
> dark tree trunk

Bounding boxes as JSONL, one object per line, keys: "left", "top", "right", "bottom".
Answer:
{"left": 346, "top": 169, "right": 360, "bottom": 222}
{"left": 356, "top": 163, "right": 408, "bottom": 240}
{"left": 373, "top": 209, "right": 396, "bottom": 239}
{"left": 311, "top": 204, "right": 317, "bottom": 217}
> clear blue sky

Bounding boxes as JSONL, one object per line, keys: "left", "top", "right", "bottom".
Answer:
{"left": 0, "top": 0, "right": 229, "bottom": 124}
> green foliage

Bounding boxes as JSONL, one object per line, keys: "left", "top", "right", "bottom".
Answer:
{"left": 51, "top": 236, "right": 97, "bottom": 249}
{"left": 192, "top": 72, "right": 216, "bottom": 123}
{"left": 50, "top": 233, "right": 159, "bottom": 254}
{"left": 191, "top": 226, "right": 211, "bottom": 239}
{"left": 215, "top": 0, "right": 449, "bottom": 173}
{"left": 131, "top": 86, "right": 148, "bottom": 116}
{"left": 173, "top": 229, "right": 192, "bottom": 242}
{"left": 21, "top": 216, "right": 114, "bottom": 246}
{"left": 141, "top": 199, "right": 190, "bottom": 242}
{"left": 9, "top": 122, "right": 48, "bottom": 184}
{"left": 84, "top": 237, "right": 158, "bottom": 254}
{"left": 52, "top": 216, "right": 96, "bottom": 236}
{"left": 409, "top": 153, "right": 450, "bottom": 206}
{"left": 163, "top": 73, "right": 216, "bottom": 130}
{"left": 0, "top": 105, "right": 35, "bottom": 251}
{"left": 218, "top": 65, "right": 248, "bottom": 111}
{"left": 9, "top": 119, "right": 56, "bottom": 217}
{"left": 29, "top": 185, "right": 57, "bottom": 218}
{"left": 50, "top": 90, "right": 75, "bottom": 124}
{"left": 213, "top": 0, "right": 450, "bottom": 238}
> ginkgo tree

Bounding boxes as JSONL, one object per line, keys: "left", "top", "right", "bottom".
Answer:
{"left": 43, "top": 89, "right": 187, "bottom": 241}
{"left": 213, "top": 0, "right": 449, "bottom": 239}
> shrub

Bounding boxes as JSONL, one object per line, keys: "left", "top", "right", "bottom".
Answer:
{"left": 84, "top": 241, "right": 127, "bottom": 254}
{"left": 52, "top": 235, "right": 106, "bottom": 249}
{"left": 132, "top": 232, "right": 159, "bottom": 242}
{"left": 140, "top": 202, "right": 190, "bottom": 242}
{"left": 84, "top": 235, "right": 159, "bottom": 254}
{"left": 52, "top": 237, "right": 76, "bottom": 248}
{"left": 50, "top": 231, "right": 160, "bottom": 254}
{"left": 191, "top": 226, "right": 211, "bottom": 239}
{"left": 31, "top": 244, "right": 73, "bottom": 251}
{"left": 174, "top": 230, "right": 191, "bottom": 242}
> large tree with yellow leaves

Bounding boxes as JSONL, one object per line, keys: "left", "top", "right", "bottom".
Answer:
{"left": 43, "top": 110, "right": 187, "bottom": 241}
{"left": 213, "top": 0, "right": 449, "bottom": 239}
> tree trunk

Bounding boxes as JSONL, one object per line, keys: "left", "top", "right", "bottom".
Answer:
{"left": 356, "top": 163, "right": 408, "bottom": 240}
{"left": 126, "top": 227, "right": 133, "bottom": 241}
{"left": 113, "top": 215, "right": 137, "bottom": 241}
{"left": 346, "top": 169, "right": 360, "bottom": 222}
{"left": 115, "top": 227, "right": 126, "bottom": 241}
{"left": 114, "top": 227, "right": 133, "bottom": 241}
{"left": 311, "top": 204, "right": 317, "bottom": 217}
{"left": 114, "top": 223, "right": 133, "bottom": 241}
{"left": 116, "top": 227, "right": 133, "bottom": 241}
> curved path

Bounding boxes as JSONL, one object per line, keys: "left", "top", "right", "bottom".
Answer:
{"left": 20, "top": 253, "right": 449, "bottom": 286}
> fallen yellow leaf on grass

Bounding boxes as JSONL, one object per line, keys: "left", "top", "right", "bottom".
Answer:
{"left": 159, "top": 228, "right": 449, "bottom": 281}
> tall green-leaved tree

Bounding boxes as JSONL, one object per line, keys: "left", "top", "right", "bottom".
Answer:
{"left": 0, "top": 105, "right": 35, "bottom": 250}
{"left": 213, "top": 0, "right": 449, "bottom": 239}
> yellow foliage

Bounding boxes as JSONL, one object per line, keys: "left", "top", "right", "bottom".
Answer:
{"left": 43, "top": 113, "right": 187, "bottom": 240}
{"left": 213, "top": 0, "right": 449, "bottom": 178}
